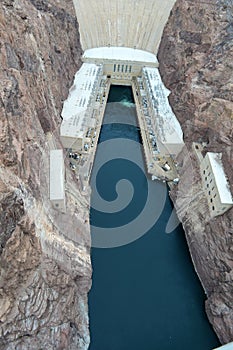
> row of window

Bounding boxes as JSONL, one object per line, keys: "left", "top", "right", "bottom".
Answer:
{"left": 113, "top": 64, "right": 132, "bottom": 73}
{"left": 205, "top": 178, "right": 213, "bottom": 184}
{"left": 203, "top": 166, "right": 228, "bottom": 214}
{"left": 203, "top": 170, "right": 211, "bottom": 177}
{"left": 208, "top": 190, "right": 217, "bottom": 199}
{"left": 206, "top": 183, "right": 215, "bottom": 191}
{"left": 204, "top": 169, "right": 216, "bottom": 211}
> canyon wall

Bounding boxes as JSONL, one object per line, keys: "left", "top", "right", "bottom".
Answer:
{"left": 0, "top": 0, "right": 91, "bottom": 349}
{"left": 158, "top": 0, "right": 233, "bottom": 344}
{"left": 1, "top": 0, "right": 232, "bottom": 348}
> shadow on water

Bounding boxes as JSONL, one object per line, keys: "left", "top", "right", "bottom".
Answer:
{"left": 88, "top": 86, "right": 220, "bottom": 350}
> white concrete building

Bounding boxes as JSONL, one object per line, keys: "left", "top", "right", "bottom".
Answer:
{"left": 213, "top": 342, "right": 233, "bottom": 350}
{"left": 50, "top": 150, "right": 66, "bottom": 212}
{"left": 83, "top": 47, "right": 158, "bottom": 85}
{"left": 201, "top": 152, "right": 233, "bottom": 217}
{"left": 73, "top": 0, "right": 176, "bottom": 54}
{"left": 141, "top": 67, "right": 184, "bottom": 157}
{"left": 60, "top": 63, "right": 103, "bottom": 151}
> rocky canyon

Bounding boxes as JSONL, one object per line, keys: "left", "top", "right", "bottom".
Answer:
{"left": 158, "top": 0, "right": 233, "bottom": 344}
{"left": 0, "top": 0, "right": 232, "bottom": 349}
{"left": 0, "top": 0, "right": 91, "bottom": 349}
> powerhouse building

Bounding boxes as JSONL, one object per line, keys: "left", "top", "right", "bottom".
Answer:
{"left": 60, "top": 63, "right": 103, "bottom": 151}
{"left": 60, "top": 49, "right": 184, "bottom": 158}
{"left": 140, "top": 67, "right": 184, "bottom": 157}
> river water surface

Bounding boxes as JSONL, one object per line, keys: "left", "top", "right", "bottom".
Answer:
{"left": 88, "top": 86, "right": 220, "bottom": 350}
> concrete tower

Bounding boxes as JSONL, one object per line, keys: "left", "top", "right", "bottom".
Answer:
{"left": 73, "top": 0, "right": 176, "bottom": 54}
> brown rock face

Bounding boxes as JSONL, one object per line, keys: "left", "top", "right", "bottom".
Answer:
{"left": 1, "top": 0, "right": 232, "bottom": 347}
{"left": 158, "top": 0, "right": 233, "bottom": 344}
{"left": 0, "top": 0, "right": 91, "bottom": 349}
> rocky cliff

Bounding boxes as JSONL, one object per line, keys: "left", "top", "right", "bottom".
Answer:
{"left": 0, "top": 0, "right": 91, "bottom": 349}
{"left": 158, "top": 0, "right": 233, "bottom": 344}
{"left": 1, "top": 0, "right": 233, "bottom": 348}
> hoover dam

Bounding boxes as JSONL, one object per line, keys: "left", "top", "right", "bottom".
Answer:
{"left": 57, "top": 0, "right": 186, "bottom": 199}
{"left": 0, "top": 0, "right": 232, "bottom": 349}
{"left": 73, "top": 0, "right": 176, "bottom": 53}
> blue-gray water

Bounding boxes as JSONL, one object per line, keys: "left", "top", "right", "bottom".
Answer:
{"left": 89, "top": 86, "right": 220, "bottom": 350}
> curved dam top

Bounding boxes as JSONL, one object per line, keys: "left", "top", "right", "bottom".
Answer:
{"left": 73, "top": 0, "right": 176, "bottom": 54}
{"left": 83, "top": 47, "right": 158, "bottom": 65}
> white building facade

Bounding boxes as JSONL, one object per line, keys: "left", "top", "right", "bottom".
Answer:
{"left": 140, "top": 67, "right": 184, "bottom": 157}
{"left": 213, "top": 342, "right": 233, "bottom": 350}
{"left": 201, "top": 152, "right": 233, "bottom": 217}
{"left": 83, "top": 47, "right": 158, "bottom": 85}
{"left": 60, "top": 63, "right": 103, "bottom": 151}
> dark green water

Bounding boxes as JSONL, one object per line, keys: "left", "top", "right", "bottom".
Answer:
{"left": 88, "top": 86, "right": 220, "bottom": 350}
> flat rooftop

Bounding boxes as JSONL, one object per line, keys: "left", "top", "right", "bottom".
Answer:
{"left": 83, "top": 47, "right": 158, "bottom": 66}
{"left": 61, "top": 63, "right": 102, "bottom": 138}
{"left": 213, "top": 342, "right": 233, "bottom": 350}
{"left": 142, "top": 67, "right": 184, "bottom": 144}
{"left": 207, "top": 152, "right": 233, "bottom": 204}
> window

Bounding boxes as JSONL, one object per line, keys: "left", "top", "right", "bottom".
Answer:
{"left": 212, "top": 206, "right": 215, "bottom": 211}
{"left": 125, "top": 65, "right": 128, "bottom": 73}
{"left": 207, "top": 184, "right": 209, "bottom": 188}
{"left": 208, "top": 191, "right": 211, "bottom": 195}
{"left": 203, "top": 170, "right": 205, "bottom": 174}
{"left": 214, "top": 194, "right": 217, "bottom": 198}
{"left": 118, "top": 64, "right": 120, "bottom": 72}
{"left": 113, "top": 64, "right": 116, "bottom": 72}
{"left": 208, "top": 172, "right": 211, "bottom": 176}
{"left": 129, "top": 65, "right": 132, "bottom": 73}
{"left": 210, "top": 179, "right": 212, "bottom": 183}
{"left": 210, "top": 198, "right": 213, "bottom": 203}
{"left": 205, "top": 177, "right": 207, "bottom": 181}
{"left": 212, "top": 187, "right": 214, "bottom": 191}
{"left": 121, "top": 65, "right": 124, "bottom": 73}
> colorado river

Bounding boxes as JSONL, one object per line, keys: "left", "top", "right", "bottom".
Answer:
{"left": 88, "top": 86, "right": 220, "bottom": 350}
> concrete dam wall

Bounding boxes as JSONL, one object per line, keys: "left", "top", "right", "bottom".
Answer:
{"left": 73, "top": 0, "right": 176, "bottom": 53}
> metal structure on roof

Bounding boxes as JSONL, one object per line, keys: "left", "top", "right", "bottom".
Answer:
{"left": 61, "top": 63, "right": 103, "bottom": 140}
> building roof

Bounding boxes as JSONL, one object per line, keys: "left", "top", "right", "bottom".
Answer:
{"left": 50, "top": 150, "right": 65, "bottom": 201}
{"left": 61, "top": 63, "right": 102, "bottom": 138}
{"left": 143, "top": 67, "right": 184, "bottom": 144}
{"left": 213, "top": 342, "right": 233, "bottom": 350}
{"left": 207, "top": 152, "right": 233, "bottom": 204}
{"left": 83, "top": 47, "right": 158, "bottom": 65}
